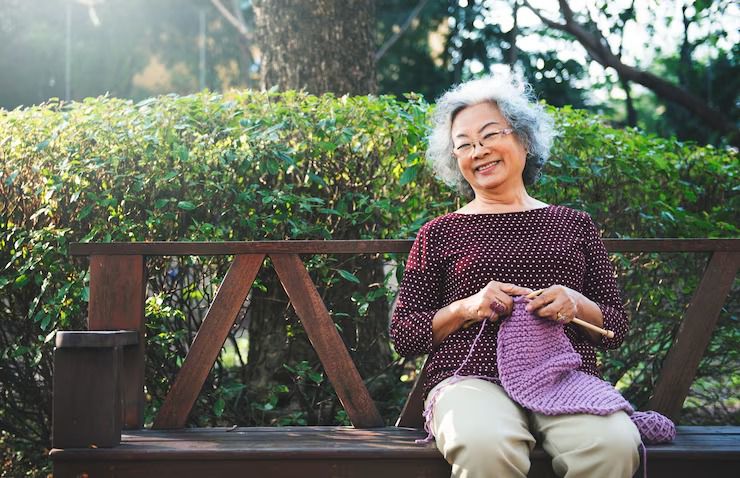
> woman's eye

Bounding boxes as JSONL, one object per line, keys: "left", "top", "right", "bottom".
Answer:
{"left": 483, "top": 132, "right": 498, "bottom": 140}
{"left": 456, "top": 144, "right": 471, "bottom": 151}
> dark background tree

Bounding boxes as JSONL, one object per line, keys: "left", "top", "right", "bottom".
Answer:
{"left": 252, "top": 0, "right": 376, "bottom": 94}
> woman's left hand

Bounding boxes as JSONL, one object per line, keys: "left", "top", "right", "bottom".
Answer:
{"left": 524, "top": 285, "right": 580, "bottom": 324}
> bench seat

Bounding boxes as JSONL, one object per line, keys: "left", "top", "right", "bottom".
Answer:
{"left": 49, "top": 425, "right": 740, "bottom": 478}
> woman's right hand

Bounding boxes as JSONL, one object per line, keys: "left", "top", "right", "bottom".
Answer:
{"left": 459, "top": 281, "right": 534, "bottom": 325}
{"left": 432, "top": 281, "right": 533, "bottom": 347}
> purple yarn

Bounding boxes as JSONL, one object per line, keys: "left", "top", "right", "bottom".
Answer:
{"left": 418, "top": 296, "right": 676, "bottom": 448}
{"left": 497, "top": 297, "right": 634, "bottom": 416}
{"left": 497, "top": 297, "right": 675, "bottom": 445}
{"left": 631, "top": 411, "right": 677, "bottom": 444}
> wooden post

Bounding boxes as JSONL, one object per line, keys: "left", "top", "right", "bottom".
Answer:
{"left": 53, "top": 346, "right": 122, "bottom": 448}
{"left": 52, "top": 331, "right": 138, "bottom": 449}
{"left": 88, "top": 255, "right": 146, "bottom": 429}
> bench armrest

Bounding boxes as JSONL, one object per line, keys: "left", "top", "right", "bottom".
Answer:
{"left": 56, "top": 330, "right": 139, "bottom": 348}
{"left": 53, "top": 330, "right": 139, "bottom": 448}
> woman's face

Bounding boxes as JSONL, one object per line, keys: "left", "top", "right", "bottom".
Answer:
{"left": 451, "top": 102, "right": 527, "bottom": 195}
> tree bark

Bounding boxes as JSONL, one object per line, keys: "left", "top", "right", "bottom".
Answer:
{"left": 252, "top": 0, "right": 376, "bottom": 95}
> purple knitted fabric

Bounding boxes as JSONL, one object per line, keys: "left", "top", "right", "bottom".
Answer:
{"left": 497, "top": 296, "right": 634, "bottom": 416}
{"left": 497, "top": 297, "right": 675, "bottom": 444}
{"left": 418, "top": 296, "right": 675, "bottom": 448}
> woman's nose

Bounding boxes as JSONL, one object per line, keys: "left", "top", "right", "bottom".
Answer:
{"left": 471, "top": 141, "right": 489, "bottom": 158}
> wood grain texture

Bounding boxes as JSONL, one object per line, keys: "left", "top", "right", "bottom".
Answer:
{"left": 649, "top": 251, "right": 740, "bottom": 419}
{"left": 70, "top": 240, "right": 413, "bottom": 256}
{"left": 56, "top": 330, "right": 139, "bottom": 348}
{"left": 88, "top": 255, "right": 146, "bottom": 429}
{"left": 153, "top": 254, "right": 264, "bottom": 429}
{"left": 69, "top": 238, "right": 740, "bottom": 256}
{"left": 49, "top": 426, "right": 740, "bottom": 478}
{"left": 271, "top": 253, "right": 384, "bottom": 428}
{"left": 53, "top": 347, "right": 122, "bottom": 448}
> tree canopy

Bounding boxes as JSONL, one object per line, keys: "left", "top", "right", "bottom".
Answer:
{"left": 0, "top": 0, "right": 736, "bottom": 145}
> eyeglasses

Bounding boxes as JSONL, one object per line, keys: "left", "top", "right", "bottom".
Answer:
{"left": 453, "top": 128, "right": 513, "bottom": 157}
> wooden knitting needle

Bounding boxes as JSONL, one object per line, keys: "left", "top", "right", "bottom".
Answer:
{"left": 462, "top": 288, "right": 615, "bottom": 339}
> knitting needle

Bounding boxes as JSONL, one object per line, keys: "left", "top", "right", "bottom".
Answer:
{"left": 526, "top": 289, "right": 615, "bottom": 338}
{"left": 462, "top": 288, "right": 615, "bottom": 339}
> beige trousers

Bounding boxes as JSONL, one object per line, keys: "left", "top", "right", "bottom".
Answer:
{"left": 426, "top": 377, "right": 641, "bottom": 478}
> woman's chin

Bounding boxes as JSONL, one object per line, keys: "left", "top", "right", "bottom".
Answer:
{"left": 472, "top": 173, "right": 508, "bottom": 190}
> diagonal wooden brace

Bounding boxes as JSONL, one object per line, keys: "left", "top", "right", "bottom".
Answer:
{"left": 271, "top": 253, "right": 384, "bottom": 428}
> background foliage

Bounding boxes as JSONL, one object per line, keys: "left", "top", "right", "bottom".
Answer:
{"left": 2, "top": 0, "right": 737, "bottom": 145}
{"left": 0, "top": 91, "right": 737, "bottom": 476}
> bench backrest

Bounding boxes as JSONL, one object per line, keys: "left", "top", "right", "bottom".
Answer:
{"left": 69, "top": 239, "right": 739, "bottom": 430}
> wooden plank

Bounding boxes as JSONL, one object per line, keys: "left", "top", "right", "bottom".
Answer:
{"left": 52, "top": 459, "right": 453, "bottom": 478}
{"left": 88, "top": 255, "right": 146, "bottom": 429}
{"left": 53, "top": 346, "right": 123, "bottom": 448}
{"left": 153, "top": 254, "right": 264, "bottom": 429}
{"left": 601, "top": 238, "right": 740, "bottom": 252}
{"left": 56, "top": 330, "right": 139, "bottom": 348}
{"left": 50, "top": 426, "right": 740, "bottom": 478}
{"left": 49, "top": 425, "right": 740, "bottom": 459}
{"left": 395, "top": 359, "right": 428, "bottom": 428}
{"left": 271, "top": 254, "right": 384, "bottom": 428}
{"left": 649, "top": 251, "right": 740, "bottom": 419}
{"left": 52, "top": 457, "right": 738, "bottom": 478}
{"left": 69, "top": 239, "right": 740, "bottom": 256}
{"left": 70, "top": 240, "right": 415, "bottom": 256}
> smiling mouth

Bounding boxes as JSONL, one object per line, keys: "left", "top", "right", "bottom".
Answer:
{"left": 475, "top": 160, "right": 501, "bottom": 172}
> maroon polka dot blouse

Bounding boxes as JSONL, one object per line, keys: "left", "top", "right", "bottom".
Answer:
{"left": 389, "top": 205, "right": 629, "bottom": 397}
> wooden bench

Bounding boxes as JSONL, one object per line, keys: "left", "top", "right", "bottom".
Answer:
{"left": 50, "top": 239, "right": 740, "bottom": 477}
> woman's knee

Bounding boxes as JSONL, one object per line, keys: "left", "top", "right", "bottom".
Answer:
{"left": 586, "top": 414, "right": 641, "bottom": 460}
{"left": 439, "top": 425, "right": 533, "bottom": 476}
{"left": 542, "top": 413, "right": 641, "bottom": 477}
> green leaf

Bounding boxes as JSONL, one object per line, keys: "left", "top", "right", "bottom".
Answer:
{"left": 399, "top": 164, "right": 419, "bottom": 186}
{"left": 336, "top": 269, "right": 360, "bottom": 284}
{"left": 213, "top": 398, "right": 225, "bottom": 417}
{"left": 177, "top": 201, "right": 196, "bottom": 211}
{"left": 307, "top": 371, "right": 324, "bottom": 384}
{"left": 78, "top": 204, "right": 94, "bottom": 220}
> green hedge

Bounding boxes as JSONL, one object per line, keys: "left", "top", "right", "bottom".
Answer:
{"left": 1, "top": 91, "right": 737, "bottom": 476}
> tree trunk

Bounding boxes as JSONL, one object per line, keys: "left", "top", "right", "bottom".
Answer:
{"left": 252, "top": 0, "right": 376, "bottom": 95}
{"left": 621, "top": 78, "right": 637, "bottom": 127}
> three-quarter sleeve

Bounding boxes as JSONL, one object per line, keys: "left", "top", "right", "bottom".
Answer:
{"left": 580, "top": 213, "right": 629, "bottom": 349}
{"left": 389, "top": 223, "right": 443, "bottom": 357}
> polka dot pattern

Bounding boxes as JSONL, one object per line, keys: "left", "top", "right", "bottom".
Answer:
{"left": 389, "top": 205, "right": 629, "bottom": 397}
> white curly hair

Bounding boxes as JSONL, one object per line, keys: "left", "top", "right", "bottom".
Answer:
{"left": 426, "top": 72, "right": 556, "bottom": 198}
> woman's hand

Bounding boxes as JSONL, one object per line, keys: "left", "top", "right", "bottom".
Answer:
{"left": 460, "top": 281, "right": 534, "bottom": 325}
{"left": 432, "top": 281, "right": 532, "bottom": 347}
{"left": 524, "top": 284, "right": 579, "bottom": 324}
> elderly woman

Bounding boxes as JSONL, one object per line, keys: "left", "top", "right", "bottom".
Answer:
{"left": 390, "top": 74, "right": 641, "bottom": 478}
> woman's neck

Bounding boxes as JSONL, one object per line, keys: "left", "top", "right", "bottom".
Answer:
{"left": 465, "top": 189, "right": 545, "bottom": 214}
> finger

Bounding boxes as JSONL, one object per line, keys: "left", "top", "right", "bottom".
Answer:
{"left": 526, "top": 291, "right": 555, "bottom": 312}
{"left": 499, "top": 282, "right": 534, "bottom": 296}
{"left": 535, "top": 300, "right": 563, "bottom": 320}
{"left": 491, "top": 291, "right": 514, "bottom": 316}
